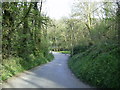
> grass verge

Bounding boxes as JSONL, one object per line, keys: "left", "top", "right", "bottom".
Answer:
{"left": 1, "top": 53, "right": 54, "bottom": 82}
{"left": 57, "top": 51, "right": 70, "bottom": 54}
{"left": 68, "top": 45, "right": 120, "bottom": 88}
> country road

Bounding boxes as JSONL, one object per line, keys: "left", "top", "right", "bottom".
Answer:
{"left": 2, "top": 52, "right": 91, "bottom": 88}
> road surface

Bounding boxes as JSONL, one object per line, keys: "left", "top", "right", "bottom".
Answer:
{"left": 2, "top": 52, "right": 91, "bottom": 88}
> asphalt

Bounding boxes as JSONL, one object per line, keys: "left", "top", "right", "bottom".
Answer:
{"left": 2, "top": 52, "right": 91, "bottom": 88}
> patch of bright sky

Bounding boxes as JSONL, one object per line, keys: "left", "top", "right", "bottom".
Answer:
{"left": 42, "top": 0, "right": 74, "bottom": 20}
{"left": 41, "top": 0, "right": 115, "bottom": 20}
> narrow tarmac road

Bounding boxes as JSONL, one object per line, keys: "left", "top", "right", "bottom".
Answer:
{"left": 2, "top": 52, "right": 91, "bottom": 88}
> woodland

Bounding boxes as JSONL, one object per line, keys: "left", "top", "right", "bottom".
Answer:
{"left": 1, "top": 1, "right": 120, "bottom": 88}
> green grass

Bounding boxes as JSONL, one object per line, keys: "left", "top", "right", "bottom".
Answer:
{"left": 57, "top": 51, "right": 70, "bottom": 54}
{"left": 68, "top": 45, "right": 120, "bottom": 88}
{"left": 1, "top": 53, "right": 54, "bottom": 81}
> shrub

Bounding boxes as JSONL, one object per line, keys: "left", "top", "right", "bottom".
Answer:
{"left": 73, "top": 45, "right": 89, "bottom": 55}
{"left": 68, "top": 45, "right": 120, "bottom": 88}
{"left": 1, "top": 53, "right": 54, "bottom": 81}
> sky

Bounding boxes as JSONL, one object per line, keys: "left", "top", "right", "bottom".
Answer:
{"left": 41, "top": 0, "right": 115, "bottom": 20}
{"left": 42, "top": 0, "right": 74, "bottom": 20}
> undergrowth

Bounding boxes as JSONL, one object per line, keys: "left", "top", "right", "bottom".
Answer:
{"left": 1, "top": 53, "right": 54, "bottom": 81}
{"left": 68, "top": 44, "right": 120, "bottom": 88}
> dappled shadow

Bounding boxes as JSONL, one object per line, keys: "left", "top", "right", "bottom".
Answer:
{"left": 2, "top": 53, "right": 91, "bottom": 88}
